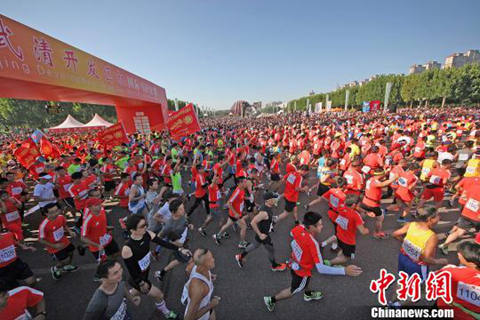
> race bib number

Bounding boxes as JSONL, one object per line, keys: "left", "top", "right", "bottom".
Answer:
{"left": 466, "top": 199, "right": 480, "bottom": 213}
{"left": 286, "top": 174, "right": 296, "bottom": 184}
{"left": 99, "top": 233, "right": 112, "bottom": 246}
{"left": 429, "top": 175, "right": 441, "bottom": 185}
{"left": 290, "top": 240, "right": 303, "bottom": 262}
{"left": 421, "top": 167, "right": 430, "bottom": 176}
{"left": 361, "top": 166, "right": 371, "bottom": 174}
{"left": 239, "top": 202, "right": 244, "bottom": 213}
{"left": 138, "top": 252, "right": 151, "bottom": 271}
{"left": 466, "top": 166, "right": 475, "bottom": 175}
{"left": 459, "top": 153, "right": 469, "bottom": 161}
{"left": 0, "top": 244, "right": 16, "bottom": 263}
{"left": 457, "top": 282, "right": 480, "bottom": 307}
{"left": 53, "top": 227, "right": 65, "bottom": 242}
{"left": 335, "top": 215, "right": 349, "bottom": 230}
{"left": 402, "top": 239, "right": 422, "bottom": 261}
{"left": 398, "top": 177, "right": 408, "bottom": 188}
{"left": 11, "top": 187, "right": 22, "bottom": 195}
{"left": 414, "top": 147, "right": 422, "bottom": 153}
{"left": 5, "top": 211, "right": 20, "bottom": 222}
{"left": 330, "top": 195, "right": 339, "bottom": 208}
{"left": 344, "top": 175, "right": 353, "bottom": 185}
{"left": 64, "top": 183, "right": 72, "bottom": 192}
{"left": 110, "top": 297, "right": 128, "bottom": 320}
{"left": 340, "top": 159, "right": 346, "bottom": 166}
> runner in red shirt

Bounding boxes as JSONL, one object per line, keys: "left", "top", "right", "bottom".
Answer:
{"left": 419, "top": 159, "right": 452, "bottom": 210}
{"left": 54, "top": 166, "right": 75, "bottom": 210}
{"left": 436, "top": 241, "right": 480, "bottom": 319}
{"left": 327, "top": 195, "right": 369, "bottom": 265}
{"left": 0, "top": 283, "right": 46, "bottom": 320}
{"left": 198, "top": 175, "right": 222, "bottom": 236}
{"left": 81, "top": 198, "right": 120, "bottom": 262}
{"left": 114, "top": 173, "right": 131, "bottom": 209}
{"left": 263, "top": 212, "right": 362, "bottom": 312}
{"left": 5, "top": 172, "right": 27, "bottom": 221}
{"left": 0, "top": 231, "right": 36, "bottom": 290}
{"left": 277, "top": 165, "right": 309, "bottom": 225}
{"left": 393, "top": 161, "right": 419, "bottom": 223}
{"left": 343, "top": 158, "right": 364, "bottom": 197}
{"left": 268, "top": 152, "right": 282, "bottom": 193}
{"left": 100, "top": 157, "right": 116, "bottom": 199}
{"left": 213, "top": 177, "right": 249, "bottom": 248}
{"left": 38, "top": 203, "right": 78, "bottom": 280}
{"left": 0, "top": 191, "right": 23, "bottom": 241}
{"left": 187, "top": 165, "right": 210, "bottom": 217}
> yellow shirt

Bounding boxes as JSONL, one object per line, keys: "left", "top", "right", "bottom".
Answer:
{"left": 402, "top": 222, "right": 434, "bottom": 264}
{"left": 465, "top": 158, "right": 480, "bottom": 178}
{"left": 420, "top": 159, "right": 436, "bottom": 181}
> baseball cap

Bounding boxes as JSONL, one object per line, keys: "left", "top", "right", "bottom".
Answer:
{"left": 39, "top": 174, "right": 52, "bottom": 180}
{"left": 263, "top": 192, "right": 279, "bottom": 201}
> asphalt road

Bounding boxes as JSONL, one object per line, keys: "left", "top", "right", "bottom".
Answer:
{"left": 17, "top": 173, "right": 462, "bottom": 320}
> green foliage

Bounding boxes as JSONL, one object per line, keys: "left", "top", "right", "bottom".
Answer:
{"left": 167, "top": 99, "right": 189, "bottom": 111}
{"left": 0, "top": 99, "right": 117, "bottom": 129}
{"left": 289, "top": 63, "right": 480, "bottom": 109}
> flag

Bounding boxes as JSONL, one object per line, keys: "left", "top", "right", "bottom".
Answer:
{"left": 40, "top": 136, "right": 61, "bottom": 159}
{"left": 98, "top": 122, "right": 129, "bottom": 146}
{"left": 14, "top": 138, "right": 41, "bottom": 169}
{"left": 167, "top": 103, "right": 201, "bottom": 139}
{"left": 31, "top": 129, "right": 44, "bottom": 144}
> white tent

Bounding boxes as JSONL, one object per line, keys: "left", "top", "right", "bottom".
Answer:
{"left": 48, "top": 115, "right": 86, "bottom": 132}
{"left": 83, "top": 113, "right": 113, "bottom": 128}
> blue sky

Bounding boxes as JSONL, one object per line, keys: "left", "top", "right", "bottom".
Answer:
{"left": 2, "top": 0, "right": 480, "bottom": 109}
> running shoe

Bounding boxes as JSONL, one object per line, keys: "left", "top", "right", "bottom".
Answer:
{"left": 238, "top": 241, "right": 249, "bottom": 249}
{"left": 77, "top": 245, "right": 86, "bottom": 256}
{"left": 198, "top": 227, "right": 207, "bottom": 237}
{"left": 264, "top": 296, "right": 275, "bottom": 312}
{"left": 439, "top": 245, "right": 448, "bottom": 256}
{"left": 165, "top": 310, "right": 178, "bottom": 319}
{"left": 62, "top": 265, "right": 79, "bottom": 272}
{"left": 304, "top": 290, "right": 324, "bottom": 301}
{"left": 271, "top": 263, "right": 287, "bottom": 272}
{"left": 232, "top": 223, "right": 238, "bottom": 232}
{"left": 50, "top": 266, "right": 62, "bottom": 280}
{"left": 118, "top": 217, "right": 127, "bottom": 229}
{"left": 373, "top": 232, "right": 387, "bottom": 239}
{"left": 397, "top": 217, "right": 408, "bottom": 223}
{"left": 71, "top": 226, "right": 81, "bottom": 235}
{"left": 303, "top": 204, "right": 309, "bottom": 210}
{"left": 221, "top": 232, "right": 230, "bottom": 239}
{"left": 154, "top": 270, "right": 166, "bottom": 282}
{"left": 235, "top": 254, "right": 244, "bottom": 268}
{"left": 213, "top": 234, "right": 221, "bottom": 245}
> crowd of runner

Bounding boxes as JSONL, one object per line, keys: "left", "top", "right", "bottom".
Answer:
{"left": 0, "top": 107, "right": 480, "bottom": 319}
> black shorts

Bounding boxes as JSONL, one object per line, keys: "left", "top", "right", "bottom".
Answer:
{"left": 174, "top": 250, "right": 191, "bottom": 263}
{"left": 271, "top": 173, "right": 280, "bottom": 181}
{"left": 0, "top": 258, "right": 34, "bottom": 290}
{"left": 338, "top": 239, "right": 356, "bottom": 258}
{"left": 228, "top": 215, "right": 239, "bottom": 222}
{"left": 104, "top": 180, "right": 116, "bottom": 192}
{"left": 457, "top": 216, "right": 480, "bottom": 231}
{"left": 290, "top": 270, "right": 311, "bottom": 295}
{"left": 284, "top": 200, "right": 297, "bottom": 212}
{"left": 91, "top": 240, "right": 120, "bottom": 259}
{"left": 360, "top": 203, "right": 383, "bottom": 217}
{"left": 60, "top": 197, "right": 75, "bottom": 210}
{"left": 245, "top": 199, "right": 255, "bottom": 213}
{"left": 128, "top": 276, "right": 151, "bottom": 292}
{"left": 317, "top": 183, "right": 330, "bottom": 197}
{"left": 53, "top": 243, "right": 75, "bottom": 261}
{"left": 254, "top": 234, "right": 273, "bottom": 246}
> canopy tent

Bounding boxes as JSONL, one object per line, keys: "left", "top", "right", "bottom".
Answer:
{"left": 48, "top": 114, "right": 86, "bottom": 132}
{"left": 83, "top": 113, "right": 114, "bottom": 128}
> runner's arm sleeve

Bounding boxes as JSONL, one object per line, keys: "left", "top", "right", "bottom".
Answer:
{"left": 123, "top": 256, "right": 143, "bottom": 285}
{"left": 315, "top": 263, "right": 346, "bottom": 276}
{"left": 152, "top": 236, "right": 179, "bottom": 250}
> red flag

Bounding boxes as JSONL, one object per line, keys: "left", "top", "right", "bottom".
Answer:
{"left": 98, "top": 122, "right": 129, "bottom": 146}
{"left": 13, "top": 138, "right": 41, "bottom": 169}
{"left": 167, "top": 104, "right": 201, "bottom": 139}
{"left": 40, "top": 136, "right": 61, "bottom": 159}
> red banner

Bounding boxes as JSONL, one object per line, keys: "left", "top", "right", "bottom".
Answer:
{"left": 14, "top": 139, "right": 41, "bottom": 169}
{"left": 98, "top": 122, "right": 129, "bottom": 146}
{"left": 370, "top": 100, "right": 381, "bottom": 112}
{"left": 167, "top": 104, "right": 201, "bottom": 139}
{"left": 40, "top": 136, "right": 61, "bottom": 159}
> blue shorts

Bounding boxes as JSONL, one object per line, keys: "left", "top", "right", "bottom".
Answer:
{"left": 398, "top": 253, "right": 429, "bottom": 281}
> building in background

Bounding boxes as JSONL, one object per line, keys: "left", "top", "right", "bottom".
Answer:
{"left": 444, "top": 49, "right": 480, "bottom": 68}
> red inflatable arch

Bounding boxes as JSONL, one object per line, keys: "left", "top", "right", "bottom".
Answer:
{"left": 0, "top": 14, "right": 168, "bottom": 133}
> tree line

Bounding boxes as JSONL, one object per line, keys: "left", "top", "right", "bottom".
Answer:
{"left": 287, "top": 63, "right": 480, "bottom": 111}
{"left": 0, "top": 98, "right": 191, "bottom": 130}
